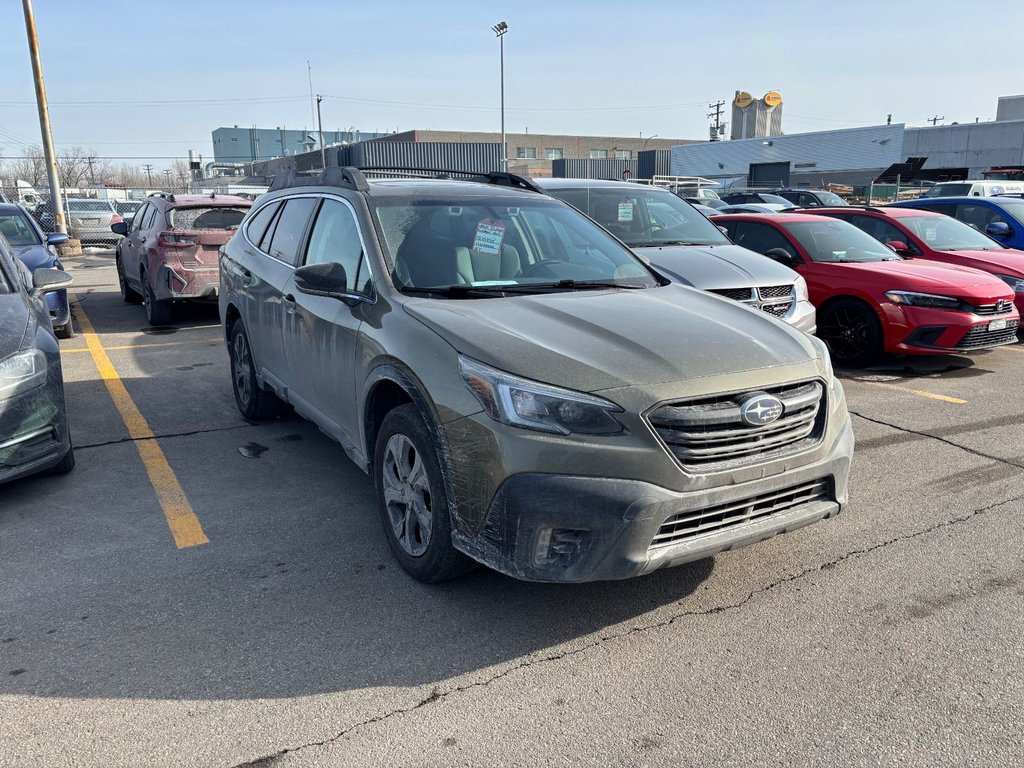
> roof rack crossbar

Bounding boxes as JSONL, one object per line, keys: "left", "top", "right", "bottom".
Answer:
{"left": 265, "top": 165, "right": 542, "bottom": 195}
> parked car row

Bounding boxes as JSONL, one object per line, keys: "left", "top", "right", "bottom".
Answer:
{"left": 32, "top": 197, "right": 124, "bottom": 246}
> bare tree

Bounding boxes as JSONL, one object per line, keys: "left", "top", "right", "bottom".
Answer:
{"left": 169, "top": 158, "right": 192, "bottom": 191}
{"left": 1, "top": 146, "right": 47, "bottom": 189}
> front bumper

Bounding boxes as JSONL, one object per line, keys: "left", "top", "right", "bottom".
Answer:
{"left": 885, "top": 304, "right": 1020, "bottom": 354}
{"left": 788, "top": 298, "right": 817, "bottom": 334}
{"left": 46, "top": 289, "right": 71, "bottom": 328}
{"left": 0, "top": 379, "right": 71, "bottom": 485}
{"left": 451, "top": 411, "right": 853, "bottom": 582}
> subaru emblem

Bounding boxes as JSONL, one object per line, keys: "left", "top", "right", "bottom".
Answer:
{"left": 739, "top": 393, "right": 784, "bottom": 427}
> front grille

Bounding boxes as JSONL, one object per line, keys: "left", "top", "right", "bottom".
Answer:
{"left": 970, "top": 299, "right": 1014, "bottom": 316}
{"left": 649, "top": 478, "right": 833, "bottom": 549}
{"left": 758, "top": 285, "right": 794, "bottom": 300}
{"left": 647, "top": 380, "right": 826, "bottom": 472}
{"left": 762, "top": 301, "right": 794, "bottom": 318}
{"left": 711, "top": 287, "right": 755, "bottom": 302}
{"left": 956, "top": 320, "right": 1020, "bottom": 349}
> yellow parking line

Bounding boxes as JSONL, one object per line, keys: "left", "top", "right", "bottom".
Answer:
{"left": 845, "top": 378, "right": 967, "bottom": 404}
{"left": 69, "top": 294, "right": 209, "bottom": 549}
{"left": 61, "top": 339, "right": 216, "bottom": 354}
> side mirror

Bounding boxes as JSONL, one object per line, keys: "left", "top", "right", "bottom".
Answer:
{"left": 293, "top": 262, "right": 363, "bottom": 306}
{"left": 986, "top": 222, "right": 1012, "bottom": 238}
{"left": 886, "top": 240, "right": 911, "bottom": 254}
{"left": 32, "top": 267, "right": 73, "bottom": 296}
{"left": 763, "top": 247, "right": 796, "bottom": 264}
{"left": 46, "top": 232, "right": 69, "bottom": 246}
{"left": 716, "top": 225, "right": 729, "bottom": 236}
{"left": 110, "top": 221, "right": 129, "bottom": 236}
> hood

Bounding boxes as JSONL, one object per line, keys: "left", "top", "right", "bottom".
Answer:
{"left": 638, "top": 243, "right": 797, "bottom": 289}
{"left": 12, "top": 243, "right": 56, "bottom": 273}
{"left": 838, "top": 259, "right": 1014, "bottom": 300}
{"left": 937, "top": 248, "right": 1024, "bottom": 277}
{"left": 404, "top": 284, "right": 820, "bottom": 393}
{"left": 0, "top": 292, "right": 32, "bottom": 356}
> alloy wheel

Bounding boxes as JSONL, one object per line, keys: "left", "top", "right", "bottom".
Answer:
{"left": 822, "top": 306, "right": 872, "bottom": 361}
{"left": 381, "top": 433, "right": 433, "bottom": 557}
{"left": 231, "top": 332, "right": 252, "bottom": 409}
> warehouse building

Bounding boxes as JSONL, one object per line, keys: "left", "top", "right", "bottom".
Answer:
{"left": 212, "top": 126, "right": 393, "bottom": 163}
{"left": 670, "top": 95, "right": 1024, "bottom": 190}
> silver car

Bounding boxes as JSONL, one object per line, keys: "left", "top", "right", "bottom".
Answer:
{"left": 220, "top": 168, "right": 853, "bottom": 583}
{"left": 65, "top": 199, "right": 123, "bottom": 246}
{"left": 538, "top": 178, "right": 816, "bottom": 332}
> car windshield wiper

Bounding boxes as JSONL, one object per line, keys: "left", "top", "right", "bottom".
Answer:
{"left": 644, "top": 240, "right": 714, "bottom": 246}
{"left": 528, "top": 279, "right": 648, "bottom": 291}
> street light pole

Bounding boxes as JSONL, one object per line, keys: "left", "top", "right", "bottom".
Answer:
{"left": 21, "top": 0, "right": 66, "bottom": 235}
{"left": 642, "top": 134, "right": 659, "bottom": 152}
{"left": 316, "top": 94, "right": 326, "bottom": 170}
{"left": 492, "top": 21, "right": 508, "bottom": 172}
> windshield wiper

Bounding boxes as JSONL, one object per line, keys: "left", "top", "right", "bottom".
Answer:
{"left": 533, "top": 279, "right": 647, "bottom": 290}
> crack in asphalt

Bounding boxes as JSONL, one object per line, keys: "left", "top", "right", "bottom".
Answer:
{"left": 76, "top": 422, "right": 260, "bottom": 450}
{"left": 850, "top": 410, "right": 1024, "bottom": 470}
{"left": 230, "top": 487, "right": 1024, "bottom": 766}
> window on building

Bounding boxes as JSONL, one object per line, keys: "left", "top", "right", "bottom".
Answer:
{"left": 614, "top": 149, "right": 631, "bottom": 160}
{"left": 516, "top": 147, "right": 537, "bottom": 159}
{"left": 590, "top": 149, "right": 608, "bottom": 159}
{"left": 544, "top": 148, "right": 563, "bottom": 160}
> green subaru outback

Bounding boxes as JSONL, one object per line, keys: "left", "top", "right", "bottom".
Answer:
{"left": 219, "top": 167, "right": 853, "bottom": 583}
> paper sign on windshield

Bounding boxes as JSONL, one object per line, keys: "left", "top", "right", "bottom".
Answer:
{"left": 618, "top": 202, "right": 634, "bottom": 222}
{"left": 924, "top": 227, "right": 937, "bottom": 241}
{"left": 472, "top": 220, "right": 506, "bottom": 255}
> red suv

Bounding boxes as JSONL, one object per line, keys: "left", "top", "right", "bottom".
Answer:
{"left": 715, "top": 213, "right": 1019, "bottom": 365}
{"left": 112, "top": 193, "right": 251, "bottom": 324}
{"left": 799, "top": 206, "right": 1024, "bottom": 314}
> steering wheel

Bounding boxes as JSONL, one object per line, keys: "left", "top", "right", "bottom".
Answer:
{"left": 519, "top": 259, "right": 569, "bottom": 279}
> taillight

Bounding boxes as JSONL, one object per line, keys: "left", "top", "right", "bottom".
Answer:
{"left": 158, "top": 232, "right": 196, "bottom": 248}
{"left": 111, "top": 213, "right": 123, "bottom": 224}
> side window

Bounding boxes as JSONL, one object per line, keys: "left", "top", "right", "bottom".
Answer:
{"left": 140, "top": 204, "right": 159, "bottom": 232}
{"left": 848, "top": 214, "right": 919, "bottom": 254}
{"left": 267, "top": 198, "right": 317, "bottom": 266}
{"left": 732, "top": 221, "right": 799, "bottom": 260}
{"left": 303, "top": 198, "right": 370, "bottom": 293}
{"left": 800, "top": 193, "right": 819, "bottom": 207}
{"left": 131, "top": 204, "right": 150, "bottom": 232}
{"left": 956, "top": 204, "right": 1005, "bottom": 231}
{"left": 245, "top": 201, "right": 280, "bottom": 248}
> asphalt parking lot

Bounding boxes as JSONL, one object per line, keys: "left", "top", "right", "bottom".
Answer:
{"left": 2, "top": 249, "right": 1023, "bottom": 767}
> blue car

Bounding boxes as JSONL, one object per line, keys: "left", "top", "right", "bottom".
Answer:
{"left": 889, "top": 196, "right": 1024, "bottom": 251}
{"left": 0, "top": 203, "right": 73, "bottom": 338}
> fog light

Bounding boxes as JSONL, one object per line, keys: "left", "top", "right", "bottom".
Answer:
{"left": 534, "top": 527, "right": 588, "bottom": 567}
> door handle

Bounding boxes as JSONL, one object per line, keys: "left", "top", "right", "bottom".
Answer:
{"left": 283, "top": 294, "right": 296, "bottom": 313}
{"left": 240, "top": 266, "right": 252, "bottom": 278}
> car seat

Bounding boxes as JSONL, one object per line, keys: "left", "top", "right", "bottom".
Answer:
{"left": 0, "top": 220, "right": 20, "bottom": 240}
{"left": 393, "top": 216, "right": 459, "bottom": 288}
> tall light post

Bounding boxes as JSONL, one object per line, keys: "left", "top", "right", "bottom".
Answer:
{"left": 642, "top": 134, "right": 659, "bottom": 152}
{"left": 492, "top": 21, "right": 508, "bottom": 171}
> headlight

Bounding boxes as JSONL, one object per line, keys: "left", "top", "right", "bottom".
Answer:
{"left": 794, "top": 274, "right": 809, "bottom": 302}
{"left": 809, "top": 336, "right": 835, "bottom": 386}
{"left": 996, "top": 274, "right": 1024, "bottom": 293}
{"left": 883, "top": 290, "right": 961, "bottom": 310}
{"left": 459, "top": 356, "right": 625, "bottom": 436}
{"left": 0, "top": 349, "right": 47, "bottom": 399}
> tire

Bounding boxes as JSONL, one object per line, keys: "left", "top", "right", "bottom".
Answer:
{"left": 117, "top": 254, "right": 142, "bottom": 304}
{"left": 374, "top": 404, "right": 475, "bottom": 583}
{"left": 142, "top": 269, "right": 172, "bottom": 325}
{"left": 228, "top": 319, "right": 286, "bottom": 420}
{"left": 819, "top": 298, "right": 883, "bottom": 367}
{"left": 48, "top": 446, "right": 75, "bottom": 475}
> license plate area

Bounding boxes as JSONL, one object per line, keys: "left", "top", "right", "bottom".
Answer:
{"left": 989, "top": 319, "right": 1009, "bottom": 331}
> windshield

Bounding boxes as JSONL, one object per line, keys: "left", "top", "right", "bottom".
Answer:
{"left": 782, "top": 219, "right": 900, "bottom": 263}
{"left": 372, "top": 196, "right": 660, "bottom": 293}
{"left": 924, "top": 183, "right": 972, "bottom": 198}
{"left": 993, "top": 201, "right": 1024, "bottom": 223}
{"left": 68, "top": 200, "right": 114, "bottom": 212}
{"left": 0, "top": 210, "right": 42, "bottom": 247}
{"left": 757, "top": 193, "right": 793, "bottom": 206}
{"left": 898, "top": 214, "right": 1004, "bottom": 251}
{"left": 546, "top": 187, "right": 730, "bottom": 247}
{"left": 169, "top": 206, "right": 248, "bottom": 230}
{"left": 815, "top": 191, "right": 848, "bottom": 206}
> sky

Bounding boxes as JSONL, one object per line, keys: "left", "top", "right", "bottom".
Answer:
{"left": 1, "top": 0, "right": 1023, "bottom": 174}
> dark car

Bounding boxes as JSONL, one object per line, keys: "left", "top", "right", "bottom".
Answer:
{"left": 720, "top": 192, "right": 795, "bottom": 209}
{"left": 0, "top": 203, "right": 73, "bottom": 338}
{"left": 0, "top": 230, "right": 75, "bottom": 484}
{"left": 774, "top": 189, "right": 849, "bottom": 208}
{"left": 888, "top": 196, "right": 1024, "bottom": 251}
{"left": 113, "top": 193, "right": 251, "bottom": 324}
{"left": 715, "top": 212, "right": 1019, "bottom": 365}
{"left": 219, "top": 167, "right": 852, "bottom": 583}
{"left": 800, "top": 206, "right": 1024, "bottom": 314}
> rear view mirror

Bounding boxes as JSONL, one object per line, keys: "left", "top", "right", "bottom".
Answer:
{"left": 32, "top": 267, "right": 73, "bottom": 296}
{"left": 986, "top": 222, "right": 1012, "bottom": 238}
{"left": 46, "top": 232, "right": 68, "bottom": 246}
{"left": 717, "top": 225, "right": 729, "bottom": 236}
{"left": 294, "top": 262, "right": 364, "bottom": 306}
{"left": 763, "top": 248, "right": 795, "bottom": 264}
{"left": 110, "top": 221, "right": 129, "bottom": 236}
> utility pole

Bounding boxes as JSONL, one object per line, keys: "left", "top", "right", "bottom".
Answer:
{"left": 928, "top": 115, "right": 945, "bottom": 126}
{"left": 142, "top": 164, "right": 154, "bottom": 186}
{"left": 307, "top": 60, "right": 315, "bottom": 127}
{"left": 316, "top": 94, "right": 326, "bottom": 170}
{"left": 163, "top": 169, "right": 173, "bottom": 188}
{"left": 492, "top": 22, "right": 508, "bottom": 171}
{"left": 708, "top": 100, "right": 725, "bottom": 141}
{"left": 22, "top": 0, "right": 66, "bottom": 234}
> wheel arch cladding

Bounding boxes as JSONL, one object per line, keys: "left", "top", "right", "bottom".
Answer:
{"left": 819, "top": 293, "right": 886, "bottom": 325}
{"left": 224, "top": 303, "right": 242, "bottom": 343}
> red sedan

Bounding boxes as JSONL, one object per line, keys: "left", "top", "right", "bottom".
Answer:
{"left": 714, "top": 213, "right": 1019, "bottom": 365}
{"left": 798, "top": 205, "right": 1024, "bottom": 314}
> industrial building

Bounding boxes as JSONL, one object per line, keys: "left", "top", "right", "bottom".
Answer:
{"left": 670, "top": 94, "right": 1024, "bottom": 190}
{"left": 211, "top": 126, "right": 393, "bottom": 163}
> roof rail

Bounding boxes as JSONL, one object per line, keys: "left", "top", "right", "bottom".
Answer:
{"left": 147, "top": 191, "right": 176, "bottom": 202}
{"left": 354, "top": 166, "right": 544, "bottom": 194}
